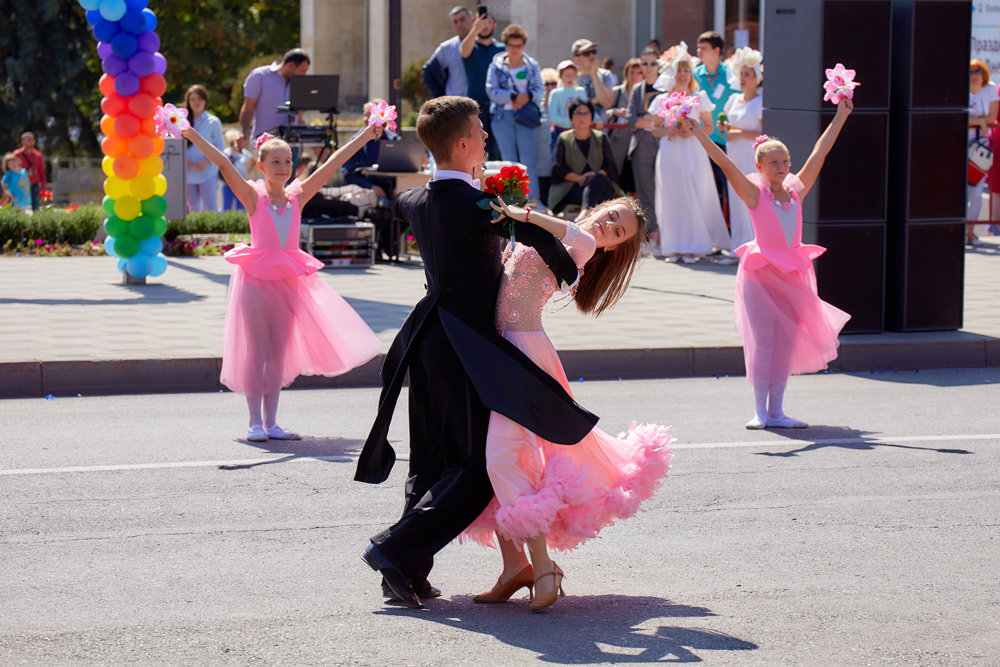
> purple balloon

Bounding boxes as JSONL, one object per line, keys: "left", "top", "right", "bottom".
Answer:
{"left": 111, "top": 31, "right": 138, "bottom": 59}
{"left": 136, "top": 31, "right": 159, "bottom": 53}
{"left": 129, "top": 51, "right": 155, "bottom": 78}
{"left": 102, "top": 54, "right": 128, "bottom": 76}
{"left": 97, "top": 41, "right": 113, "bottom": 59}
{"left": 142, "top": 8, "right": 156, "bottom": 31}
{"left": 152, "top": 52, "right": 167, "bottom": 76}
{"left": 92, "top": 18, "right": 119, "bottom": 44}
{"left": 114, "top": 71, "right": 141, "bottom": 97}
{"left": 125, "top": 0, "right": 148, "bottom": 9}
{"left": 120, "top": 9, "right": 146, "bottom": 35}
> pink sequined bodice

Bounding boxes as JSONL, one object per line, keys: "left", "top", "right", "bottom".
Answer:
{"left": 497, "top": 243, "right": 559, "bottom": 332}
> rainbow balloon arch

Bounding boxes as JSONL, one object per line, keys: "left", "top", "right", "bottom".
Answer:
{"left": 80, "top": 0, "right": 169, "bottom": 279}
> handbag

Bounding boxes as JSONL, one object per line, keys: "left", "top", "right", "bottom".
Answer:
{"left": 968, "top": 128, "right": 993, "bottom": 185}
{"left": 514, "top": 100, "right": 541, "bottom": 128}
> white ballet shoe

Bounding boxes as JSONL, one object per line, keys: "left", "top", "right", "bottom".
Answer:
{"left": 247, "top": 424, "right": 268, "bottom": 442}
{"left": 745, "top": 414, "right": 768, "bottom": 430}
{"left": 767, "top": 414, "right": 808, "bottom": 429}
{"left": 264, "top": 425, "right": 302, "bottom": 440}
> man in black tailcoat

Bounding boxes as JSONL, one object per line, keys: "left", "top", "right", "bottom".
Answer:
{"left": 355, "top": 96, "right": 598, "bottom": 608}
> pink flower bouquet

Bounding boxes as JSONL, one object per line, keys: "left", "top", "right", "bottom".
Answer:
{"left": 655, "top": 91, "right": 701, "bottom": 127}
{"left": 154, "top": 104, "right": 190, "bottom": 138}
{"left": 368, "top": 99, "right": 397, "bottom": 132}
{"left": 823, "top": 63, "right": 860, "bottom": 105}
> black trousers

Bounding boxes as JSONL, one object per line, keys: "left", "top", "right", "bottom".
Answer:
{"left": 370, "top": 313, "right": 494, "bottom": 581}
{"left": 551, "top": 172, "right": 617, "bottom": 214}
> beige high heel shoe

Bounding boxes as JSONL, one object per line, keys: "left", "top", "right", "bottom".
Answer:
{"left": 528, "top": 562, "right": 565, "bottom": 613}
{"left": 473, "top": 565, "right": 534, "bottom": 603}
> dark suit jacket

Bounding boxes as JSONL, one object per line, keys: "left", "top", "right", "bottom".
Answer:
{"left": 355, "top": 178, "right": 598, "bottom": 484}
{"left": 626, "top": 80, "right": 663, "bottom": 158}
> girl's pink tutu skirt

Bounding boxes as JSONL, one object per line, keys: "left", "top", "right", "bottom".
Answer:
{"left": 220, "top": 266, "right": 382, "bottom": 396}
{"left": 734, "top": 260, "right": 850, "bottom": 386}
{"left": 462, "top": 329, "right": 672, "bottom": 552}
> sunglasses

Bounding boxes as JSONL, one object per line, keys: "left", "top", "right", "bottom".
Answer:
{"left": 544, "top": 81, "right": 558, "bottom": 88}
{"left": 578, "top": 49, "right": 598, "bottom": 57}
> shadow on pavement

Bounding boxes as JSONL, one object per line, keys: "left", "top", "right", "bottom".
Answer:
{"left": 377, "top": 594, "right": 756, "bottom": 663}
{"left": 218, "top": 436, "right": 365, "bottom": 470}
{"left": 0, "top": 282, "right": 205, "bottom": 306}
{"left": 845, "top": 366, "right": 1000, "bottom": 388}
{"left": 755, "top": 425, "right": 973, "bottom": 457}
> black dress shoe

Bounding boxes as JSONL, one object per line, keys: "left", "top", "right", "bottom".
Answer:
{"left": 383, "top": 579, "right": 441, "bottom": 600}
{"left": 362, "top": 543, "right": 423, "bottom": 609}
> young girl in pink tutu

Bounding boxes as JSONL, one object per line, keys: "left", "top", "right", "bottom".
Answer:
{"left": 182, "top": 123, "right": 384, "bottom": 442}
{"left": 688, "top": 98, "right": 854, "bottom": 429}
{"left": 463, "top": 196, "right": 672, "bottom": 613}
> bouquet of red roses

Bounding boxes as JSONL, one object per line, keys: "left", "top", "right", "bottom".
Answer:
{"left": 478, "top": 164, "right": 530, "bottom": 242}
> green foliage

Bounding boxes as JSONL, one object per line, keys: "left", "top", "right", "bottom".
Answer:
{"left": 0, "top": 205, "right": 104, "bottom": 245}
{"left": 400, "top": 59, "right": 430, "bottom": 115}
{"left": 164, "top": 211, "right": 249, "bottom": 241}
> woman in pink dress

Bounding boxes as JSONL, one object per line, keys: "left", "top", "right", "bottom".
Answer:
{"left": 462, "top": 196, "right": 672, "bottom": 613}
{"left": 182, "top": 123, "right": 383, "bottom": 442}
{"left": 688, "top": 98, "right": 853, "bottom": 429}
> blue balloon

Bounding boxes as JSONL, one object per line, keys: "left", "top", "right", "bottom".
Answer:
{"left": 99, "top": 0, "right": 127, "bottom": 22}
{"left": 80, "top": 0, "right": 101, "bottom": 10}
{"left": 129, "top": 51, "right": 155, "bottom": 78}
{"left": 85, "top": 8, "right": 102, "bottom": 25}
{"left": 127, "top": 254, "right": 153, "bottom": 278}
{"left": 150, "top": 254, "right": 168, "bottom": 277}
{"left": 102, "top": 54, "right": 128, "bottom": 76}
{"left": 117, "top": 257, "right": 129, "bottom": 273}
{"left": 139, "top": 236, "right": 163, "bottom": 256}
{"left": 92, "top": 18, "right": 120, "bottom": 44}
{"left": 119, "top": 9, "right": 146, "bottom": 35}
{"left": 142, "top": 8, "right": 156, "bottom": 31}
{"left": 110, "top": 31, "right": 138, "bottom": 59}
{"left": 136, "top": 30, "right": 159, "bottom": 53}
{"left": 125, "top": 0, "right": 147, "bottom": 9}
{"left": 104, "top": 236, "right": 118, "bottom": 258}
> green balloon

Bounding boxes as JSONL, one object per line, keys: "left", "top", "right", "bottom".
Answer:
{"left": 141, "top": 195, "right": 168, "bottom": 218}
{"left": 129, "top": 216, "right": 156, "bottom": 240}
{"left": 113, "top": 233, "right": 140, "bottom": 258}
{"left": 102, "top": 196, "right": 116, "bottom": 216}
{"left": 152, "top": 216, "right": 167, "bottom": 237}
{"left": 105, "top": 215, "right": 129, "bottom": 238}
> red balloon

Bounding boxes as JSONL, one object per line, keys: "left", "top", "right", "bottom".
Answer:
{"left": 112, "top": 155, "right": 139, "bottom": 180}
{"left": 99, "top": 74, "right": 116, "bottom": 97}
{"left": 128, "top": 134, "right": 155, "bottom": 159}
{"left": 139, "top": 116, "right": 157, "bottom": 136}
{"left": 113, "top": 113, "right": 141, "bottom": 138}
{"left": 101, "top": 94, "right": 128, "bottom": 117}
{"left": 139, "top": 73, "right": 166, "bottom": 98}
{"left": 102, "top": 134, "right": 129, "bottom": 157}
{"left": 100, "top": 114, "right": 116, "bottom": 137}
{"left": 127, "top": 93, "right": 157, "bottom": 119}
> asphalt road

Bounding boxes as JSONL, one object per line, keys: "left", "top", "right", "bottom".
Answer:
{"left": 2, "top": 370, "right": 998, "bottom": 665}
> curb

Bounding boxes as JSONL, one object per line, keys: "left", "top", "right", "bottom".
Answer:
{"left": 2, "top": 336, "right": 997, "bottom": 399}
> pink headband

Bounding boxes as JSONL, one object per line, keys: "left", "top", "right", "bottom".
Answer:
{"left": 255, "top": 132, "right": 276, "bottom": 152}
{"left": 752, "top": 134, "right": 770, "bottom": 151}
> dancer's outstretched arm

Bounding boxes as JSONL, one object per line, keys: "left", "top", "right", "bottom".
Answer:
{"left": 687, "top": 118, "right": 759, "bottom": 209}
{"left": 796, "top": 98, "right": 853, "bottom": 198}
{"left": 182, "top": 126, "right": 256, "bottom": 209}
{"left": 300, "top": 124, "right": 381, "bottom": 203}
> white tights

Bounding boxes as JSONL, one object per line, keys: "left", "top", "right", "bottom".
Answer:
{"left": 246, "top": 390, "right": 281, "bottom": 428}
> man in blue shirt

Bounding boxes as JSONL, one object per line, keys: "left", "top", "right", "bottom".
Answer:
{"left": 694, "top": 31, "right": 737, "bottom": 220}
{"left": 461, "top": 11, "right": 504, "bottom": 159}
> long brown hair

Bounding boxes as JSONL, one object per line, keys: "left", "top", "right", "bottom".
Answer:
{"left": 574, "top": 196, "right": 648, "bottom": 316}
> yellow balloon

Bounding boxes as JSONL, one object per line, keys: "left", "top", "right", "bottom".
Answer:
{"left": 102, "top": 156, "right": 115, "bottom": 177}
{"left": 104, "top": 176, "right": 131, "bottom": 200}
{"left": 114, "top": 196, "right": 141, "bottom": 221}
{"left": 153, "top": 174, "right": 168, "bottom": 196}
{"left": 137, "top": 156, "right": 163, "bottom": 179}
{"left": 130, "top": 175, "right": 155, "bottom": 200}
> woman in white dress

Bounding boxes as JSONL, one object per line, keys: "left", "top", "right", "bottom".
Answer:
{"left": 651, "top": 43, "right": 729, "bottom": 263}
{"left": 718, "top": 47, "right": 764, "bottom": 261}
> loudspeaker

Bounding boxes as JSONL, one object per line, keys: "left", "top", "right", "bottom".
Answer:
{"left": 891, "top": 1, "right": 972, "bottom": 110}
{"left": 888, "top": 110, "right": 968, "bottom": 221}
{"left": 763, "top": 0, "right": 891, "bottom": 111}
{"left": 803, "top": 222, "right": 886, "bottom": 333}
{"left": 885, "top": 221, "right": 964, "bottom": 330}
{"left": 764, "top": 109, "right": 888, "bottom": 222}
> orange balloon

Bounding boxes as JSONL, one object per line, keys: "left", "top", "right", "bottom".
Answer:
{"left": 139, "top": 73, "right": 166, "bottom": 98}
{"left": 102, "top": 134, "right": 129, "bottom": 158}
{"left": 114, "top": 113, "right": 140, "bottom": 139}
{"left": 100, "top": 114, "right": 115, "bottom": 137}
{"left": 128, "top": 93, "right": 157, "bottom": 119}
{"left": 139, "top": 116, "right": 157, "bottom": 136}
{"left": 128, "top": 134, "right": 155, "bottom": 160}
{"left": 151, "top": 135, "right": 164, "bottom": 156}
{"left": 112, "top": 155, "right": 139, "bottom": 180}
{"left": 99, "top": 74, "right": 116, "bottom": 98}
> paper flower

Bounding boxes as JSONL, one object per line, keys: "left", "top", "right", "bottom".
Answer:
{"left": 154, "top": 103, "right": 190, "bottom": 138}
{"left": 726, "top": 47, "right": 763, "bottom": 89}
{"left": 655, "top": 91, "right": 701, "bottom": 127}
{"left": 823, "top": 63, "right": 859, "bottom": 105}
{"left": 368, "top": 99, "right": 397, "bottom": 132}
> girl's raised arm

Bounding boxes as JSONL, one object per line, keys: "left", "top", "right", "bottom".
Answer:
{"left": 796, "top": 98, "right": 853, "bottom": 198}
{"left": 299, "top": 124, "right": 381, "bottom": 204}
{"left": 181, "top": 126, "right": 256, "bottom": 209}
{"left": 686, "top": 118, "right": 759, "bottom": 209}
